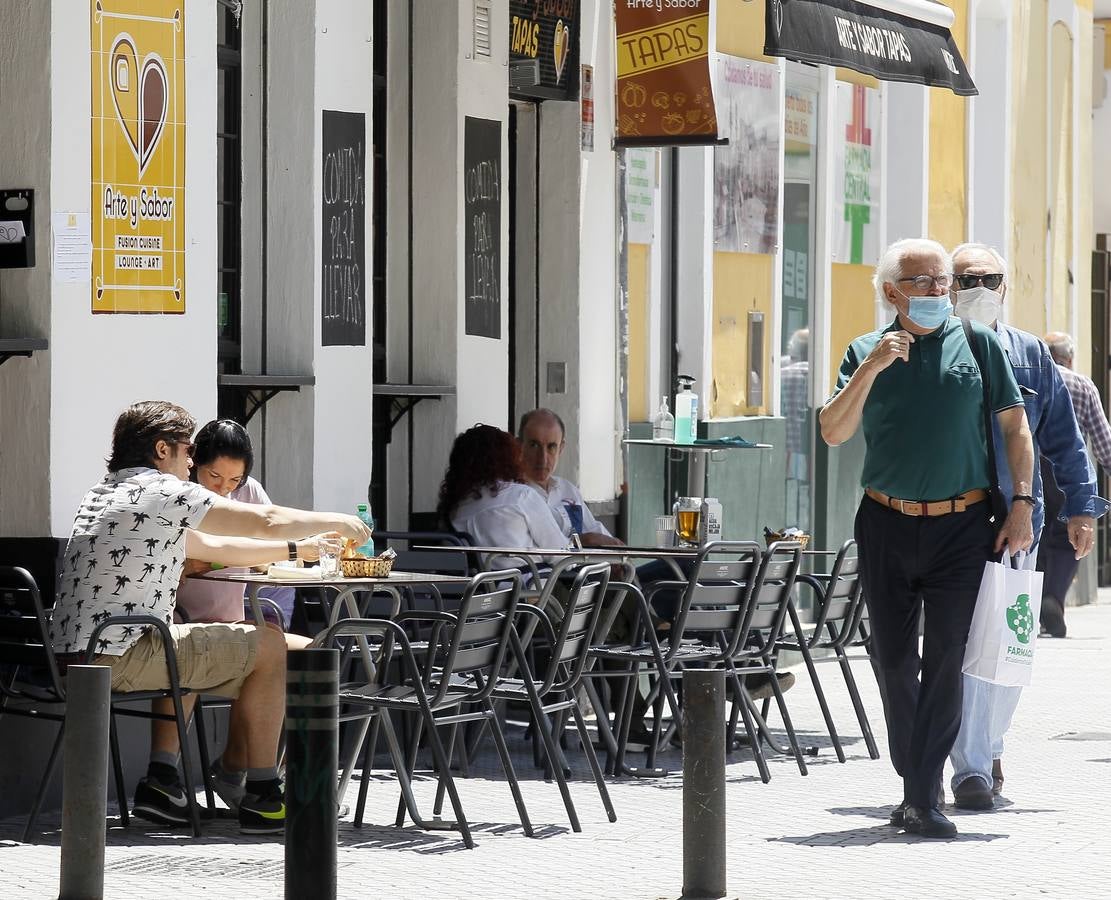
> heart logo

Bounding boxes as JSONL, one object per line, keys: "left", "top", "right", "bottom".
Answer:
{"left": 553, "top": 19, "right": 569, "bottom": 83}
{"left": 109, "top": 34, "right": 169, "bottom": 178}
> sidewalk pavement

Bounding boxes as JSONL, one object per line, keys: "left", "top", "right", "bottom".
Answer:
{"left": 3, "top": 596, "right": 1111, "bottom": 899}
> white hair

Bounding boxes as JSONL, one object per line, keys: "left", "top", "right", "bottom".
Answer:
{"left": 873, "top": 238, "right": 952, "bottom": 305}
{"left": 952, "top": 242, "right": 1008, "bottom": 276}
{"left": 1045, "top": 332, "right": 1075, "bottom": 365}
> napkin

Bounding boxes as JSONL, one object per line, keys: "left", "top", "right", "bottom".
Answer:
{"left": 265, "top": 564, "right": 323, "bottom": 581}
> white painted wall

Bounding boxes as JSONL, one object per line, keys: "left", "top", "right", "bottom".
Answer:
{"left": 577, "top": 0, "right": 619, "bottom": 500}
{"left": 48, "top": 0, "right": 218, "bottom": 535}
{"left": 454, "top": 2, "right": 510, "bottom": 435}
{"left": 968, "top": 2, "right": 1012, "bottom": 260}
{"left": 312, "top": 0, "right": 375, "bottom": 514}
{"left": 883, "top": 81, "right": 930, "bottom": 246}
{"left": 1095, "top": 67, "right": 1111, "bottom": 235}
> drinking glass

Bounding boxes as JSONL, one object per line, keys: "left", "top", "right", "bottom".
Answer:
{"left": 654, "top": 515, "right": 676, "bottom": 548}
{"left": 317, "top": 536, "right": 344, "bottom": 578}
{"left": 675, "top": 497, "right": 701, "bottom": 547}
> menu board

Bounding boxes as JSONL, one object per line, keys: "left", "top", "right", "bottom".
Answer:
{"left": 464, "top": 117, "right": 501, "bottom": 340}
{"left": 321, "top": 110, "right": 366, "bottom": 347}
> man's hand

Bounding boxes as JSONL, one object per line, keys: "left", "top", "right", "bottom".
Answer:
{"left": 1067, "top": 515, "right": 1096, "bottom": 560}
{"left": 581, "top": 532, "right": 625, "bottom": 548}
{"left": 862, "top": 330, "right": 915, "bottom": 374}
{"left": 995, "top": 503, "right": 1034, "bottom": 554}
{"left": 330, "top": 514, "right": 372, "bottom": 545}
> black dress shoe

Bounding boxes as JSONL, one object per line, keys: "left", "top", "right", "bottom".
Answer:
{"left": 889, "top": 801, "right": 907, "bottom": 827}
{"left": 953, "top": 776, "right": 994, "bottom": 810}
{"left": 904, "top": 805, "right": 958, "bottom": 838}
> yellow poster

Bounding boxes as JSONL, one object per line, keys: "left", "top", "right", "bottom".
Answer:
{"left": 91, "top": 0, "right": 185, "bottom": 313}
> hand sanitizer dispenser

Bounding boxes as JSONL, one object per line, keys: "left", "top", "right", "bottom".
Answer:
{"left": 674, "top": 375, "right": 698, "bottom": 445}
{"left": 652, "top": 396, "right": 675, "bottom": 442}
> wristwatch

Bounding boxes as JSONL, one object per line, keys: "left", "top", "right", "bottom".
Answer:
{"left": 287, "top": 540, "right": 298, "bottom": 561}
{"left": 1012, "top": 494, "right": 1036, "bottom": 507}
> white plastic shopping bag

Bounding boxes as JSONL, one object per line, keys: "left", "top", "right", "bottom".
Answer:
{"left": 962, "top": 550, "right": 1042, "bottom": 686}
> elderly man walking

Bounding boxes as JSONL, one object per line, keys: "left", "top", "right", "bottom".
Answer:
{"left": 946, "top": 245, "right": 1103, "bottom": 809}
{"left": 820, "top": 238, "right": 1034, "bottom": 838}
{"left": 1038, "top": 331, "right": 1111, "bottom": 637}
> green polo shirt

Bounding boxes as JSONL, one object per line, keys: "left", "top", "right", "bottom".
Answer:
{"left": 830, "top": 316, "right": 1022, "bottom": 501}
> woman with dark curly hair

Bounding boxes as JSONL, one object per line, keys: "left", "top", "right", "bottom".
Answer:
{"left": 438, "top": 424, "right": 566, "bottom": 567}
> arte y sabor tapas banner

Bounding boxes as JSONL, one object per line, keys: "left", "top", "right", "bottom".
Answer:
{"left": 91, "top": 0, "right": 186, "bottom": 313}
{"left": 614, "top": 0, "right": 718, "bottom": 146}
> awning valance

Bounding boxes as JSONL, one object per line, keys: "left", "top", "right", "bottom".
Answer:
{"left": 763, "top": 0, "right": 976, "bottom": 96}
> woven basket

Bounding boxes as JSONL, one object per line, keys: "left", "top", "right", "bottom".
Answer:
{"left": 340, "top": 555, "right": 394, "bottom": 578}
{"left": 764, "top": 530, "right": 810, "bottom": 550}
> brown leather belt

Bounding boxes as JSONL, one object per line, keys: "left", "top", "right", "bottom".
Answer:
{"left": 865, "top": 487, "right": 988, "bottom": 517}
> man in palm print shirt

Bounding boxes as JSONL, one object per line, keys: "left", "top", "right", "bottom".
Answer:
{"left": 52, "top": 401, "right": 371, "bottom": 834}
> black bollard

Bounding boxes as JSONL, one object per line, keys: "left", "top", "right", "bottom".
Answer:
{"left": 285, "top": 648, "right": 339, "bottom": 900}
{"left": 59, "top": 664, "right": 111, "bottom": 900}
{"left": 682, "top": 668, "right": 727, "bottom": 900}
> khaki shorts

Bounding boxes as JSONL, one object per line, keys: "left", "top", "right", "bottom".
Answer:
{"left": 95, "top": 623, "right": 261, "bottom": 698}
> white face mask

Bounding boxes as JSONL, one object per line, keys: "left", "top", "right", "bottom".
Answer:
{"left": 953, "top": 285, "right": 1003, "bottom": 326}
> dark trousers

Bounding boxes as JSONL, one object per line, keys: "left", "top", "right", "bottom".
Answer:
{"left": 1037, "top": 458, "right": 1077, "bottom": 628}
{"left": 855, "top": 495, "right": 994, "bottom": 809}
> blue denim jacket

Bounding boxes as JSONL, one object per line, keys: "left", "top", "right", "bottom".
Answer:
{"left": 992, "top": 323, "right": 1109, "bottom": 536}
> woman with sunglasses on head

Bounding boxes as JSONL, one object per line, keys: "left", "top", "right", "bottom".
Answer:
{"left": 176, "top": 420, "right": 301, "bottom": 629}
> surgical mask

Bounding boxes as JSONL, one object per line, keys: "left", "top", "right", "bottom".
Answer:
{"left": 903, "top": 293, "right": 953, "bottom": 330}
{"left": 952, "top": 285, "right": 1003, "bottom": 326}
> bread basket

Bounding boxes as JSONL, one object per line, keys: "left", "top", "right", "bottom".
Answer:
{"left": 340, "top": 547, "right": 396, "bottom": 578}
{"left": 763, "top": 526, "right": 810, "bottom": 550}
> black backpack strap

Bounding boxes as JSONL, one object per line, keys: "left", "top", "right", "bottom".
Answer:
{"left": 961, "top": 317, "right": 1008, "bottom": 524}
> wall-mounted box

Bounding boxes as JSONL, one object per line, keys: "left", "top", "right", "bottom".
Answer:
{"left": 0, "top": 190, "right": 35, "bottom": 269}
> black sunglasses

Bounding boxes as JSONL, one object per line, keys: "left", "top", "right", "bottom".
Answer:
{"left": 955, "top": 273, "right": 1005, "bottom": 291}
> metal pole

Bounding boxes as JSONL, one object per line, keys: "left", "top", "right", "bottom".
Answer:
{"left": 285, "top": 648, "right": 339, "bottom": 900}
{"left": 59, "top": 664, "right": 111, "bottom": 900}
{"left": 682, "top": 668, "right": 726, "bottom": 900}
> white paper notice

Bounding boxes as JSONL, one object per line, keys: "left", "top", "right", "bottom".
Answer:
{"left": 51, "top": 212, "right": 92, "bottom": 283}
{"left": 0, "top": 220, "right": 25, "bottom": 243}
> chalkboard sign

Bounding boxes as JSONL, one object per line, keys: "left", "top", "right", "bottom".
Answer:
{"left": 321, "top": 110, "right": 366, "bottom": 346}
{"left": 464, "top": 117, "right": 501, "bottom": 340}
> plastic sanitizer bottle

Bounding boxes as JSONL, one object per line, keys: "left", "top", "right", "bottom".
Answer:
{"left": 356, "top": 503, "right": 376, "bottom": 556}
{"left": 674, "top": 375, "right": 698, "bottom": 445}
{"left": 652, "top": 396, "right": 675, "bottom": 442}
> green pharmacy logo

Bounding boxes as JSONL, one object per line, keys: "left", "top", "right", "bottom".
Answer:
{"left": 1006, "top": 593, "right": 1035, "bottom": 644}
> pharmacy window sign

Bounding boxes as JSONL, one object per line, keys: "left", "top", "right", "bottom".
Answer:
{"left": 91, "top": 1, "right": 186, "bottom": 313}
{"left": 834, "top": 83, "right": 880, "bottom": 266}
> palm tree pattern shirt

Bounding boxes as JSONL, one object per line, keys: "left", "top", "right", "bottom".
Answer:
{"left": 50, "top": 468, "right": 215, "bottom": 657}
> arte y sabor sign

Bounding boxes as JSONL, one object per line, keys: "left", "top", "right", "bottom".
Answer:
{"left": 91, "top": 0, "right": 186, "bottom": 313}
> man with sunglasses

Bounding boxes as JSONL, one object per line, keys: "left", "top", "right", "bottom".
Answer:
{"left": 51, "top": 401, "right": 372, "bottom": 833}
{"left": 821, "top": 238, "right": 1035, "bottom": 839}
{"left": 946, "top": 245, "right": 1104, "bottom": 810}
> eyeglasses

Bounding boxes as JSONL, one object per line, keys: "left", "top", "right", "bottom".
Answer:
{"left": 172, "top": 438, "right": 195, "bottom": 456}
{"left": 897, "top": 273, "right": 953, "bottom": 291}
{"left": 954, "top": 272, "right": 1005, "bottom": 291}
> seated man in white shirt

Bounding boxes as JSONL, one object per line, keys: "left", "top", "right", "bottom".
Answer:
{"left": 518, "top": 408, "right": 623, "bottom": 547}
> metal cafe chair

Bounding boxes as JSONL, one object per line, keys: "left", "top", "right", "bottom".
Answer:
{"left": 487, "top": 562, "right": 616, "bottom": 832}
{"left": 587, "top": 542, "right": 763, "bottom": 776}
{"left": 319, "top": 569, "right": 524, "bottom": 849}
{"left": 721, "top": 541, "right": 809, "bottom": 781}
{"left": 777, "top": 540, "right": 880, "bottom": 761}
{"left": 0, "top": 566, "right": 211, "bottom": 840}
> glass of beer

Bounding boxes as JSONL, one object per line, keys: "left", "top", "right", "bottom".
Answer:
{"left": 675, "top": 497, "right": 702, "bottom": 547}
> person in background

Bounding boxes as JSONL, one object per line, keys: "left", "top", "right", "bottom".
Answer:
{"left": 946, "top": 245, "right": 1102, "bottom": 810}
{"left": 438, "top": 424, "right": 568, "bottom": 570}
{"left": 177, "top": 420, "right": 297, "bottom": 629}
{"left": 50, "top": 401, "right": 370, "bottom": 833}
{"left": 518, "top": 408, "right": 623, "bottom": 547}
{"left": 1039, "top": 332, "right": 1111, "bottom": 637}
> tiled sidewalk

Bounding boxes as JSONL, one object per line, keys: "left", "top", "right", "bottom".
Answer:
{"left": 3, "top": 598, "right": 1110, "bottom": 899}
